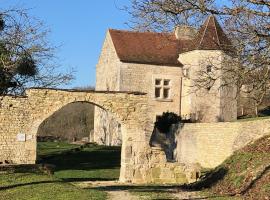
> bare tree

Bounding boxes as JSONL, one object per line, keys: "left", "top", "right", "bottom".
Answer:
{"left": 0, "top": 7, "right": 74, "bottom": 95}
{"left": 127, "top": 0, "right": 270, "bottom": 115}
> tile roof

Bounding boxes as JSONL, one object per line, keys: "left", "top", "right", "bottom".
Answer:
{"left": 191, "top": 15, "right": 234, "bottom": 52}
{"left": 109, "top": 16, "right": 233, "bottom": 67}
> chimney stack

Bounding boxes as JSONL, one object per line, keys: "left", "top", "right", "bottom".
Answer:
{"left": 174, "top": 25, "right": 197, "bottom": 40}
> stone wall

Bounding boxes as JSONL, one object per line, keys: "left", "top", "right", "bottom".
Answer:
{"left": 0, "top": 96, "right": 34, "bottom": 164}
{"left": 94, "top": 31, "right": 122, "bottom": 145}
{"left": 0, "top": 88, "right": 203, "bottom": 184}
{"left": 3, "top": 87, "right": 266, "bottom": 184}
{"left": 120, "top": 62, "right": 182, "bottom": 121}
{"left": 175, "top": 119, "right": 270, "bottom": 168}
{"left": 0, "top": 88, "right": 156, "bottom": 183}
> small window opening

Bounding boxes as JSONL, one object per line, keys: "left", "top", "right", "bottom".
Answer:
{"left": 207, "top": 65, "right": 212, "bottom": 73}
{"left": 155, "top": 79, "right": 161, "bottom": 85}
{"left": 163, "top": 88, "right": 170, "bottom": 99}
{"left": 164, "top": 80, "right": 170, "bottom": 86}
{"left": 155, "top": 87, "right": 161, "bottom": 98}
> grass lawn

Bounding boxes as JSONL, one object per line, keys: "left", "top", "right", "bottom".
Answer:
{"left": 0, "top": 142, "right": 121, "bottom": 200}
{"left": 37, "top": 142, "right": 80, "bottom": 157}
{"left": 38, "top": 142, "right": 121, "bottom": 181}
{"left": 0, "top": 172, "right": 106, "bottom": 200}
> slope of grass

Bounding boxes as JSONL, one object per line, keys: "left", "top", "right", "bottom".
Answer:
{"left": 191, "top": 135, "right": 270, "bottom": 199}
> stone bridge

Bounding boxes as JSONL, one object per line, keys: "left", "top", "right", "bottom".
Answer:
{"left": 0, "top": 88, "right": 195, "bottom": 184}
{"left": 0, "top": 88, "right": 158, "bottom": 182}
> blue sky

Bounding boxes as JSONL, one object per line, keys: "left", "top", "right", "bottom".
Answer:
{"left": 1, "top": 0, "right": 131, "bottom": 88}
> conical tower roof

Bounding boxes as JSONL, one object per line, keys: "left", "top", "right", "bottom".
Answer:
{"left": 192, "top": 15, "right": 233, "bottom": 52}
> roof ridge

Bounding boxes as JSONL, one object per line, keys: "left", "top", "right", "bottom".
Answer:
{"left": 212, "top": 16, "right": 221, "bottom": 46}
{"left": 108, "top": 28, "right": 174, "bottom": 36}
{"left": 197, "top": 16, "right": 211, "bottom": 48}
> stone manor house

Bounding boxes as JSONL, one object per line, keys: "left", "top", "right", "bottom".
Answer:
{"left": 93, "top": 16, "right": 237, "bottom": 145}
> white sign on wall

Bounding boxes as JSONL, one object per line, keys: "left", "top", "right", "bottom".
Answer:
{"left": 17, "top": 133, "right": 26, "bottom": 142}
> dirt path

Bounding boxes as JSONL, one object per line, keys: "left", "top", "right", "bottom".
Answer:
{"left": 107, "top": 190, "right": 138, "bottom": 200}
{"left": 172, "top": 190, "right": 205, "bottom": 200}
{"left": 74, "top": 181, "right": 203, "bottom": 200}
{"left": 75, "top": 181, "right": 139, "bottom": 200}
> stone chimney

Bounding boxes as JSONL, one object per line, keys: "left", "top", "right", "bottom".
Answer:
{"left": 174, "top": 25, "right": 197, "bottom": 40}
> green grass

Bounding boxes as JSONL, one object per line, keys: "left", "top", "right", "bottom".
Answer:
{"left": 37, "top": 142, "right": 81, "bottom": 157}
{"left": 38, "top": 142, "right": 121, "bottom": 181}
{"left": 0, "top": 142, "right": 122, "bottom": 200}
{"left": 262, "top": 183, "right": 270, "bottom": 193}
{"left": 208, "top": 197, "right": 242, "bottom": 200}
{"left": 0, "top": 172, "right": 106, "bottom": 200}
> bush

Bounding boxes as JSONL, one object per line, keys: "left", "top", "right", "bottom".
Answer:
{"left": 155, "top": 112, "right": 181, "bottom": 133}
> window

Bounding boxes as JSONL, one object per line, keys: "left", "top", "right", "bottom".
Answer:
{"left": 155, "top": 79, "right": 161, "bottom": 85}
{"left": 163, "top": 88, "right": 170, "bottom": 98}
{"left": 207, "top": 65, "right": 212, "bottom": 73}
{"left": 154, "top": 78, "right": 171, "bottom": 99}
{"left": 155, "top": 87, "right": 161, "bottom": 98}
{"left": 164, "top": 79, "right": 170, "bottom": 86}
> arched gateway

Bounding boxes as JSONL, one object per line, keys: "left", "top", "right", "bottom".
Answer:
{"left": 0, "top": 88, "right": 156, "bottom": 183}
{"left": 0, "top": 88, "right": 193, "bottom": 184}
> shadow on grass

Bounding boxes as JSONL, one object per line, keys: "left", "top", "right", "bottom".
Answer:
{"left": 185, "top": 167, "right": 228, "bottom": 190}
{"left": 38, "top": 146, "right": 121, "bottom": 172}
{"left": 0, "top": 180, "right": 62, "bottom": 191}
{"left": 61, "top": 177, "right": 117, "bottom": 182}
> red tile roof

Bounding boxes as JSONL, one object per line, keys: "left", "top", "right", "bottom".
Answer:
{"left": 191, "top": 15, "right": 234, "bottom": 52}
{"left": 109, "top": 16, "right": 233, "bottom": 67}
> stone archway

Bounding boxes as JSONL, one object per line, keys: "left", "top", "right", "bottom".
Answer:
{"left": 35, "top": 101, "right": 123, "bottom": 181}
{"left": 37, "top": 101, "right": 95, "bottom": 142}
{"left": 0, "top": 88, "right": 155, "bottom": 183}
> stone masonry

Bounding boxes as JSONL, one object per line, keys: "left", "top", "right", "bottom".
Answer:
{"left": 0, "top": 88, "right": 269, "bottom": 184}
{"left": 0, "top": 88, "right": 153, "bottom": 182}
{"left": 175, "top": 119, "right": 270, "bottom": 168}
{"left": 0, "top": 88, "right": 196, "bottom": 184}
